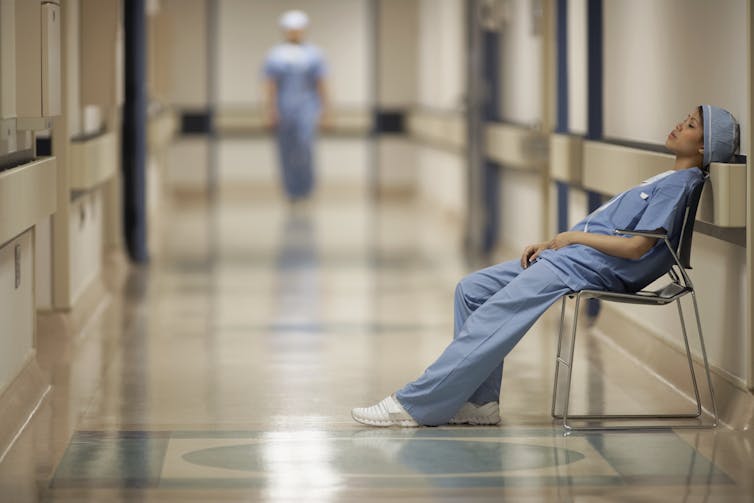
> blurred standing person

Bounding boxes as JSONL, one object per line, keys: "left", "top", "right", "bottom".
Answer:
{"left": 263, "top": 10, "right": 330, "bottom": 203}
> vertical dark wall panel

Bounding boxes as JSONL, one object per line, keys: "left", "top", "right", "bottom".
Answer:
{"left": 123, "top": 0, "right": 149, "bottom": 262}
{"left": 556, "top": 0, "right": 569, "bottom": 233}
{"left": 482, "top": 29, "right": 501, "bottom": 254}
{"left": 556, "top": 0, "right": 569, "bottom": 134}
{"left": 586, "top": 0, "right": 603, "bottom": 317}
{"left": 586, "top": 0, "right": 602, "bottom": 141}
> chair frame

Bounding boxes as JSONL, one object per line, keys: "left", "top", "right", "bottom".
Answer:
{"left": 551, "top": 183, "right": 719, "bottom": 432}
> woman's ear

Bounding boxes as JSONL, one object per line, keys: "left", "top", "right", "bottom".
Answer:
{"left": 698, "top": 147, "right": 704, "bottom": 156}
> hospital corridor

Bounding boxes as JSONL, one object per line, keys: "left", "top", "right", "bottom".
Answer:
{"left": 1, "top": 0, "right": 754, "bottom": 501}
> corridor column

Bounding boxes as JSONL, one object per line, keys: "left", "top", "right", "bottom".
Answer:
{"left": 123, "top": 0, "right": 148, "bottom": 262}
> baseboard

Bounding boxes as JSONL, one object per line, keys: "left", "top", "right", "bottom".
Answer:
{"left": 37, "top": 275, "right": 111, "bottom": 345}
{"left": 592, "top": 303, "right": 754, "bottom": 430}
{"left": 0, "top": 356, "right": 50, "bottom": 463}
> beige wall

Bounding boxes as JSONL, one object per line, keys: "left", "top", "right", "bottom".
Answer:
{"left": 499, "top": 0, "right": 543, "bottom": 125}
{"left": 217, "top": 0, "right": 371, "bottom": 108}
{"left": 566, "top": 0, "right": 586, "bottom": 134}
{"left": 599, "top": 0, "right": 750, "bottom": 386}
{"left": 417, "top": 0, "right": 464, "bottom": 110}
{"left": 377, "top": 0, "right": 418, "bottom": 108}
{"left": 160, "top": 0, "right": 208, "bottom": 108}
{"left": 413, "top": 0, "right": 466, "bottom": 217}
{"left": 604, "top": 0, "right": 748, "bottom": 151}
{"left": 493, "top": 0, "right": 548, "bottom": 250}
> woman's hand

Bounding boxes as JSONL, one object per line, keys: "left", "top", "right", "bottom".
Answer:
{"left": 521, "top": 242, "right": 548, "bottom": 268}
{"left": 549, "top": 231, "right": 576, "bottom": 250}
{"left": 318, "top": 111, "right": 333, "bottom": 131}
{"left": 520, "top": 232, "right": 577, "bottom": 268}
{"left": 522, "top": 231, "right": 658, "bottom": 267}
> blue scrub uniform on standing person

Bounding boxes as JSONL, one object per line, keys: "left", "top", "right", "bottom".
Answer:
{"left": 395, "top": 168, "right": 705, "bottom": 426}
{"left": 264, "top": 43, "right": 326, "bottom": 200}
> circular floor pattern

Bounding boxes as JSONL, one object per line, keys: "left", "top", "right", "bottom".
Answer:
{"left": 182, "top": 438, "right": 586, "bottom": 475}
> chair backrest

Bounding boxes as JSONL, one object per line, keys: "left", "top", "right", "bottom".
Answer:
{"left": 676, "top": 174, "right": 709, "bottom": 269}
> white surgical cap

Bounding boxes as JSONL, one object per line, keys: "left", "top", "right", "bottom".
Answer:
{"left": 280, "top": 10, "right": 309, "bottom": 31}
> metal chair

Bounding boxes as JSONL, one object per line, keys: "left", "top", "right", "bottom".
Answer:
{"left": 551, "top": 176, "right": 719, "bottom": 431}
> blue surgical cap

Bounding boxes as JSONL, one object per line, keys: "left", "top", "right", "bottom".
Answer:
{"left": 701, "top": 104, "right": 739, "bottom": 167}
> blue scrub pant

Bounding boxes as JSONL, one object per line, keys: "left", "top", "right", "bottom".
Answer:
{"left": 395, "top": 259, "right": 573, "bottom": 426}
{"left": 277, "top": 115, "right": 317, "bottom": 200}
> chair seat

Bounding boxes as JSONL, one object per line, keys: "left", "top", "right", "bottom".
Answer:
{"left": 577, "top": 282, "right": 691, "bottom": 305}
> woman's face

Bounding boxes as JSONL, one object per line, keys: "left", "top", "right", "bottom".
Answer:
{"left": 665, "top": 108, "right": 704, "bottom": 159}
{"left": 285, "top": 29, "right": 305, "bottom": 44}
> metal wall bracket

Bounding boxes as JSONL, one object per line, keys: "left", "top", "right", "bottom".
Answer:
{"left": 14, "top": 244, "right": 20, "bottom": 290}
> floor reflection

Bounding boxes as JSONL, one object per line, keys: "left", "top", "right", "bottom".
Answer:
{"left": 273, "top": 206, "right": 321, "bottom": 328}
{"left": 3, "top": 180, "right": 754, "bottom": 501}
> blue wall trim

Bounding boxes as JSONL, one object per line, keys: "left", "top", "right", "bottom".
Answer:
{"left": 555, "top": 0, "right": 570, "bottom": 232}
{"left": 483, "top": 30, "right": 501, "bottom": 122}
{"left": 586, "top": 0, "right": 603, "bottom": 140}
{"left": 586, "top": 0, "right": 603, "bottom": 317}
{"left": 483, "top": 29, "right": 501, "bottom": 254}
{"left": 556, "top": 181, "right": 569, "bottom": 232}
{"left": 556, "top": 0, "right": 569, "bottom": 134}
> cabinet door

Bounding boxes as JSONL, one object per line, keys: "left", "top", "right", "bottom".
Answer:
{"left": 0, "top": 231, "right": 34, "bottom": 393}
{"left": 41, "top": 2, "right": 61, "bottom": 117}
{"left": 0, "top": 0, "right": 17, "bottom": 120}
{"left": 14, "top": 0, "right": 42, "bottom": 119}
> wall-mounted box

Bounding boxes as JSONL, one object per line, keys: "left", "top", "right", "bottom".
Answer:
{"left": 80, "top": 0, "right": 123, "bottom": 106}
{"left": 407, "top": 109, "right": 466, "bottom": 151}
{"left": 69, "top": 132, "right": 117, "bottom": 192}
{"left": 486, "top": 123, "right": 547, "bottom": 171}
{"left": 0, "top": 0, "right": 17, "bottom": 120}
{"left": 698, "top": 162, "right": 747, "bottom": 228}
{"left": 549, "top": 133, "right": 583, "bottom": 184}
{"left": 147, "top": 110, "right": 177, "bottom": 151}
{"left": 0, "top": 157, "right": 57, "bottom": 247}
{"left": 15, "top": 0, "right": 61, "bottom": 123}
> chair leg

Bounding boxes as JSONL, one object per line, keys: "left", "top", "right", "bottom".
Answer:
{"left": 551, "top": 297, "right": 568, "bottom": 418}
{"left": 560, "top": 295, "right": 582, "bottom": 430}
{"left": 676, "top": 298, "right": 702, "bottom": 417}
{"left": 690, "top": 291, "right": 719, "bottom": 427}
{"left": 552, "top": 292, "right": 717, "bottom": 432}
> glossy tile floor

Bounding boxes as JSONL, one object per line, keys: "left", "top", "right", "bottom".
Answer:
{"left": 3, "top": 189, "right": 754, "bottom": 502}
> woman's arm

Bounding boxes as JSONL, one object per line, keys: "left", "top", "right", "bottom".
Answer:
{"left": 317, "top": 79, "right": 332, "bottom": 129}
{"left": 522, "top": 231, "right": 657, "bottom": 268}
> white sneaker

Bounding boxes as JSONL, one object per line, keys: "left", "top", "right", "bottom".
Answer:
{"left": 448, "top": 402, "right": 500, "bottom": 425}
{"left": 351, "top": 395, "right": 419, "bottom": 427}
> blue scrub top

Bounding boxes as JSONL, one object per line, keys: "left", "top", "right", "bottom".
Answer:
{"left": 263, "top": 43, "right": 326, "bottom": 119}
{"left": 539, "top": 167, "right": 704, "bottom": 293}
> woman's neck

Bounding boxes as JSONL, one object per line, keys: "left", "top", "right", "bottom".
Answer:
{"left": 672, "top": 155, "right": 702, "bottom": 171}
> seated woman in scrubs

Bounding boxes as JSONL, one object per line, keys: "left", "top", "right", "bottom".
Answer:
{"left": 352, "top": 105, "right": 740, "bottom": 427}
